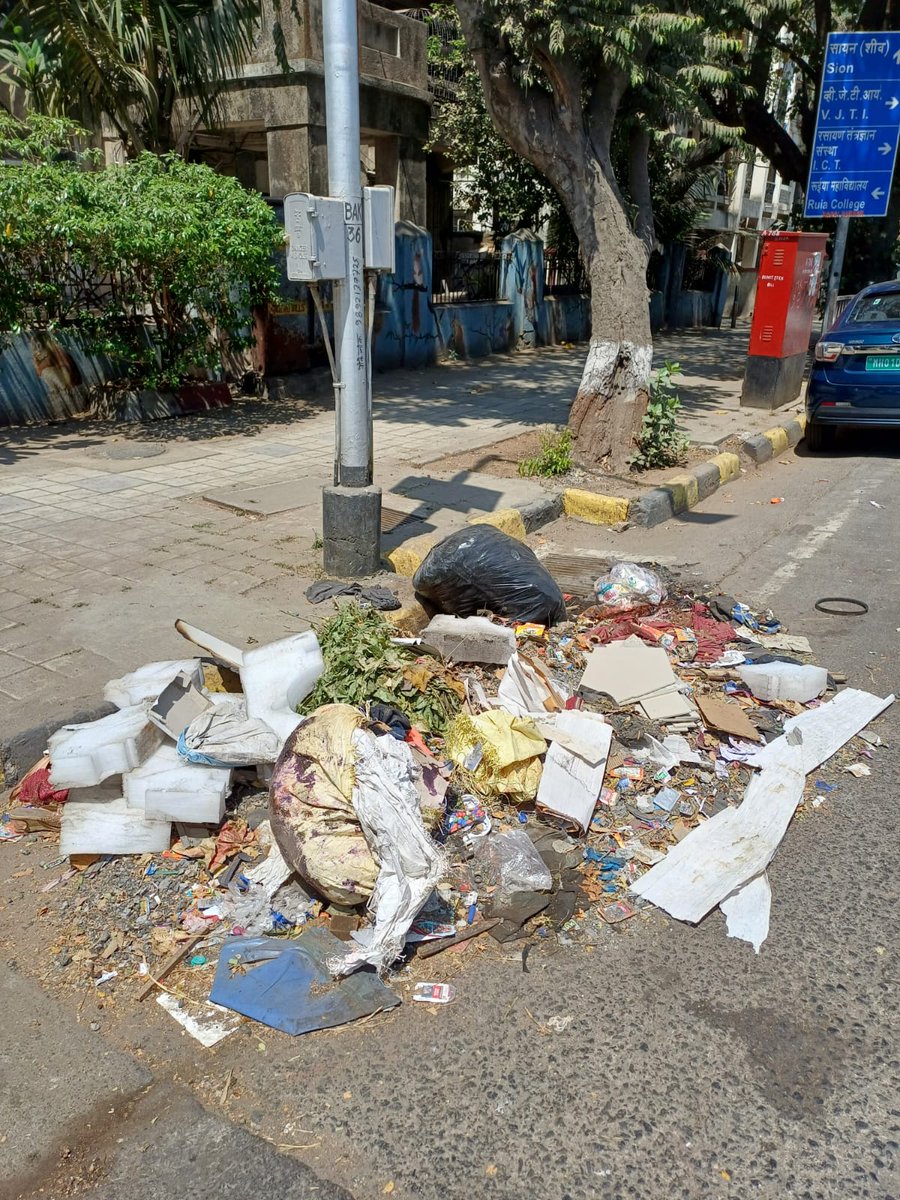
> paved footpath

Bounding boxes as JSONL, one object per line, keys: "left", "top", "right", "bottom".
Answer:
{"left": 0, "top": 328, "right": 780, "bottom": 773}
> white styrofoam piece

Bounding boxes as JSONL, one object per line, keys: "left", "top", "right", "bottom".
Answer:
{"left": 103, "top": 660, "right": 202, "bottom": 709}
{"left": 174, "top": 619, "right": 244, "bottom": 670}
{"left": 240, "top": 631, "right": 324, "bottom": 743}
{"left": 720, "top": 872, "right": 771, "bottom": 953}
{"left": 631, "top": 737, "right": 805, "bottom": 924}
{"left": 60, "top": 795, "right": 171, "bottom": 855}
{"left": 737, "top": 662, "right": 827, "bottom": 703}
{"left": 49, "top": 706, "right": 163, "bottom": 789}
{"left": 747, "top": 688, "right": 894, "bottom": 774}
{"left": 536, "top": 711, "right": 612, "bottom": 833}
{"left": 123, "top": 743, "right": 231, "bottom": 823}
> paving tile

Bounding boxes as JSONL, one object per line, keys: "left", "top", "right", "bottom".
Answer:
{"left": 0, "top": 651, "right": 28, "bottom": 679}
{"left": 1, "top": 663, "right": 69, "bottom": 701}
{"left": 79, "top": 475, "right": 143, "bottom": 493}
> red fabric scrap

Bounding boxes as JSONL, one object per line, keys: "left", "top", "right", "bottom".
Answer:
{"left": 10, "top": 758, "right": 69, "bottom": 808}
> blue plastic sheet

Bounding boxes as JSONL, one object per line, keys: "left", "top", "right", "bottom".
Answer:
{"left": 209, "top": 928, "right": 400, "bottom": 1036}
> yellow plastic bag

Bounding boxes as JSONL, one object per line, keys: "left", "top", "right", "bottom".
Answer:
{"left": 446, "top": 709, "right": 546, "bottom": 802}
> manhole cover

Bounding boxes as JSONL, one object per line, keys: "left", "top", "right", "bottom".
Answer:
{"left": 99, "top": 442, "right": 166, "bottom": 460}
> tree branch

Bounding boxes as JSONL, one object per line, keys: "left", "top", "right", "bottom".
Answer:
{"left": 455, "top": 0, "right": 562, "bottom": 166}
{"left": 628, "top": 124, "right": 655, "bottom": 254}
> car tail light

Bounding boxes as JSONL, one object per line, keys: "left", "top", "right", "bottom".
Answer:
{"left": 814, "top": 341, "right": 844, "bottom": 361}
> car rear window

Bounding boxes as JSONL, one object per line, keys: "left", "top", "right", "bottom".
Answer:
{"left": 849, "top": 293, "right": 900, "bottom": 321}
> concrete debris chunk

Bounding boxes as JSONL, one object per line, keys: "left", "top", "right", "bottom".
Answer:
{"left": 422, "top": 615, "right": 516, "bottom": 665}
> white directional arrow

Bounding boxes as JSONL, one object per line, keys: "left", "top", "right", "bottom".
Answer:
{"left": 880, "top": 141, "right": 893, "bottom": 155}
{"left": 894, "top": 47, "right": 900, "bottom": 64}
{"left": 872, "top": 187, "right": 886, "bottom": 199}
{"left": 888, "top": 97, "right": 900, "bottom": 110}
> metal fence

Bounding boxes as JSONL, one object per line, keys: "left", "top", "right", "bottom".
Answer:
{"left": 543, "top": 250, "right": 588, "bottom": 295}
{"left": 431, "top": 250, "right": 502, "bottom": 305}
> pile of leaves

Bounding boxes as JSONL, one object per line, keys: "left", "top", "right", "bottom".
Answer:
{"left": 299, "top": 603, "right": 464, "bottom": 734}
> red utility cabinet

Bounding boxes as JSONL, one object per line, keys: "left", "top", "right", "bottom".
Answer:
{"left": 742, "top": 231, "right": 828, "bottom": 410}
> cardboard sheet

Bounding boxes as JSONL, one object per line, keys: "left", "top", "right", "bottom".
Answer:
{"left": 536, "top": 711, "right": 613, "bottom": 833}
{"left": 696, "top": 694, "right": 761, "bottom": 742}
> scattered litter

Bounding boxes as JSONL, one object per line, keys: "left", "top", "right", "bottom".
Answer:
{"left": 720, "top": 873, "right": 771, "bottom": 954}
{"left": 632, "top": 735, "right": 805, "bottom": 931}
{"left": 696, "top": 695, "right": 761, "bottom": 742}
{"left": 843, "top": 762, "right": 871, "bottom": 778}
{"left": 748, "top": 688, "right": 893, "bottom": 774}
{"left": 412, "top": 982, "right": 456, "bottom": 1004}
{"left": 536, "top": 711, "right": 612, "bottom": 832}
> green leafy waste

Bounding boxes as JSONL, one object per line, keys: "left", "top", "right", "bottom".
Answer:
{"left": 299, "top": 603, "right": 463, "bottom": 734}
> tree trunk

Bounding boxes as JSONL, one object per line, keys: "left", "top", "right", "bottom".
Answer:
{"left": 564, "top": 169, "right": 653, "bottom": 473}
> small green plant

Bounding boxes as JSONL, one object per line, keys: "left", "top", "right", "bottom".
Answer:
{"left": 311, "top": 534, "right": 324, "bottom": 550}
{"left": 518, "top": 427, "right": 573, "bottom": 478}
{"left": 628, "top": 361, "right": 690, "bottom": 471}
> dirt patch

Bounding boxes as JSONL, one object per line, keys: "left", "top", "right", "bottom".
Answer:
{"left": 420, "top": 428, "right": 744, "bottom": 496}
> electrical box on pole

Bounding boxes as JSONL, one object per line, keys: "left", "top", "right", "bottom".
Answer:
{"left": 363, "top": 186, "right": 396, "bottom": 273}
{"left": 284, "top": 193, "right": 347, "bottom": 282}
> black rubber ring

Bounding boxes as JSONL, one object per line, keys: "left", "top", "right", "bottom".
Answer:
{"left": 814, "top": 597, "right": 869, "bottom": 616}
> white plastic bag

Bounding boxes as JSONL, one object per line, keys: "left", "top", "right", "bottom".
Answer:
{"left": 180, "top": 699, "right": 281, "bottom": 766}
{"left": 475, "top": 829, "right": 552, "bottom": 905}
{"left": 329, "top": 731, "right": 445, "bottom": 977}
{"left": 592, "top": 562, "right": 666, "bottom": 616}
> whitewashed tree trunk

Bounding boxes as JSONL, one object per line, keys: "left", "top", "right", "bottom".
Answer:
{"left": 454, "top": 0, "right": 654, "bottom": 470}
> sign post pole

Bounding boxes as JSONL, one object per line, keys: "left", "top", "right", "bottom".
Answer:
{"left": 321, "top": 0, "right": 382, "bottom": 577}
{"left": 822, "top": 215, "right": 850, "bottom": 332}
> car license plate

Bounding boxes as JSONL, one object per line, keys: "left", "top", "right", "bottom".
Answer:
{"left": 865, "top": 355, "right": 900, "bottom": 371}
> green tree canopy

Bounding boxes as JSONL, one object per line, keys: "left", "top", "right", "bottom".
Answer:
{"left": 0, "top": 0, "right": 263, "bottom": 155}
{"left": 0, "top": 113, "right": 280, "bottom": 391}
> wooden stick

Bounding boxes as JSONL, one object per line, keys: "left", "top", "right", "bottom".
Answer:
{"left": 137, "top": 932, "right": 207, "bottom": 1001}
{"left": 417, "top": 919, "right": 500, "bottom": 959}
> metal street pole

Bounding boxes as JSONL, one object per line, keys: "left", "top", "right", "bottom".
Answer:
{"left": 321, "top": 0, "right": 381, "bottom": 577}
{"left": 822, "top": 216, "right": 849, "bottom": 334}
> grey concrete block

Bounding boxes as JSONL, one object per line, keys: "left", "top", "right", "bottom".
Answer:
{"left": 692, "top": 461, "right": 722, "bottom": 502}
{"left": 742, "top": 433, "right": 774, "bottom": 464}
{"left": 322, "top": 485, "right": 383, "bottom": 577}
{"left": 423, "top": 614, "right": 517, "bottom": 664}
{"left": 629, "top": 488, "right": 677, "bottom": 528}
{"left": 519, "top": 493, "right": 564, "bottom": 532}
{"left": 783, "top": 418, "right": 804, "bottom": 447}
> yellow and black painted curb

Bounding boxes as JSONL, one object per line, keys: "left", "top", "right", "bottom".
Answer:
{"left": 384, "top": 414, "right": 808, "bottom": 572}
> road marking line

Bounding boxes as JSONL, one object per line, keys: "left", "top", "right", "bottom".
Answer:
{"left": 756, "top": 507, "right": 856, "bottom": 601}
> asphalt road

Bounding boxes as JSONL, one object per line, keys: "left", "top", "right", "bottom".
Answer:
{"left": 6, "top": 425, "right": 899, "bottom": 1200}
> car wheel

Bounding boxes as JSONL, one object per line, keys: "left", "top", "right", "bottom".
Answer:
{"left": 805, "top": 419, "right": 835, "bottom": 452}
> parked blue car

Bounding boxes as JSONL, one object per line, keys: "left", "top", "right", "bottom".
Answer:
{"left": 806, "top": 280, "right": 900, "bottom": 450}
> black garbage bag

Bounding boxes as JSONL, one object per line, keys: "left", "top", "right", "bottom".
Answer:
{"left": 413, "top": 525, "right": 567, "bottom": 626}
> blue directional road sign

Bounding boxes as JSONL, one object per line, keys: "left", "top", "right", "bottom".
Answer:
{"left": 804, "top": 31, "right": 900, "bottom": 219}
